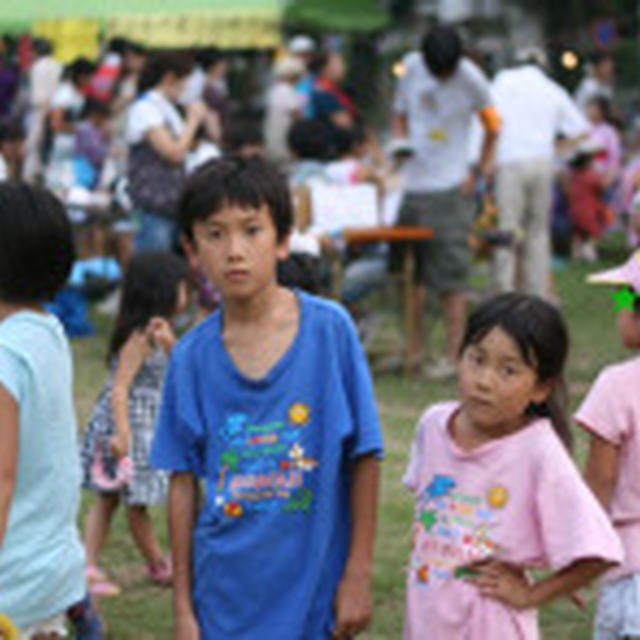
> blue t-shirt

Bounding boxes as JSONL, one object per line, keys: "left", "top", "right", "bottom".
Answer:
{"left": 151, "top": 291, "right": 383, "bottom": 639}
{"left": 0, "top": 312, "right": 85, "bottom": 628}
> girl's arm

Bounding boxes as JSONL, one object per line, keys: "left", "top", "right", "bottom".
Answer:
{"left": 110, "top": 330, "right": 151, "bottom": 459}
{"left": 145, "top": 102, "right": 206, "bottom": 165}
{"left": 169, "top": 472, "right": 200, "bottom": 639}
{"left": 468, "top": 556, "right": 612, "bottom": 611}
{"left": 583, "top": 432, "right": 619, "bottom": 509}
{"left": 0, "top": 384, "right": 18, "bottom": 553}
{"left": 333, "top": 454, "right": 380, "bottom": 638}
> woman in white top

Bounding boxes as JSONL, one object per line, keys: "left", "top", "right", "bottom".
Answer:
{"left": 126, "top": 52, "right": 205, "bottom": 252}
{"left": 45, "top": 57, "right": 95, "bottom": 193}
{"left": 264, "top": 56, "right": 305, "bottom": 167}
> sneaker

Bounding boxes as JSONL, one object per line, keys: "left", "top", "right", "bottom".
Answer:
{"left": 146, "top": 557, "right": 173, "bottom": 586}
{"left": 424, "top": 357, "right": 457, "bottom": 382}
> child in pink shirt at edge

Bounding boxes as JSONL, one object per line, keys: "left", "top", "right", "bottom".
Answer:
{"left": 403, "top": 293, "right": 623, "bottom": 640}
{"left": 575, "top": 248, "right": 640, "bottom": 639}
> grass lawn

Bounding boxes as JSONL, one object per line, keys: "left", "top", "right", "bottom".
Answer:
{"left": 72, "top": 239, "right": 630, "bottom": 639}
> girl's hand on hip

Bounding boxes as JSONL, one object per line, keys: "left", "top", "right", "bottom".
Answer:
{"left": 332, "top": 570, "right": 373, "bottom": 638}
{"left": 465, "top": 558, "right": 533, "bottom": 610}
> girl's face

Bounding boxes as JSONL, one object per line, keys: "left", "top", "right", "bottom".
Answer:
{"left": 617, "top": 308, "right": 640, "bottom": 349}
{"left": 191, "top": 204, "right": 289, "bottom": 303}
{"left": 587, "top": 101, "right": 603, "bottom": 123}
{"left": 458, "top": 327, "right": 552, "bottom": 437}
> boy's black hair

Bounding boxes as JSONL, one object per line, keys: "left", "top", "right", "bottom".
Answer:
{"left": 138, "top": 51, "right": 192, "bottom": 94}
{"left": 33, "top": 37, "right": 53, "bottom": 57}
{"left": 67, "top": 57, "right": 96, "bottom": 85}
{"left": 0, "top": 120, "right": 24, "bottom": 143}
{"left": 107, "top": 37, "right": 128, "bottom": 56}
{"left": 196, "top": 47, "right": 225, "bottom": 71}
{"left": 178, "top": 156, "right": 293, "bottom": 242}
{"left": 460, "top": 293, "right": 572, "bottom": 450}
{"left": 125, "top": 41, "right": 146, "bottom": 57}
{"left": 0, "top": 183, "right": 75, "bottom": 304}
{"left": 108, "top": 251, "right": 187, "bottom": 359}
{"left": 287, "top": 120, "right": 330, "bottom": 160}
{"left": 421, "top": 24, "right": 462, "bottom": 78}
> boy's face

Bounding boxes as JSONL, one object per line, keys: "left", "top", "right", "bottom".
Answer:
{"left": 191, "top": 204, "right": 289, "bottom": 301}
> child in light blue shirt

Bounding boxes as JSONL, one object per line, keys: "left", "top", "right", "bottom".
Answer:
{"left": 0, "top": 183, "right": 100, "bottom": 638}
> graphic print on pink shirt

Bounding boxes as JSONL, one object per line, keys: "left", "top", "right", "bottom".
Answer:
{"left": 410, "top": 473, "right": 508, "bottom": 585}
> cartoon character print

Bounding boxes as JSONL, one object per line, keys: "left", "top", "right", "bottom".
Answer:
{"left": 214, "top": 404, "right": 318, "bottom": 518}
{"left": 411, "top": 475, "right": 507, "bottom": 586}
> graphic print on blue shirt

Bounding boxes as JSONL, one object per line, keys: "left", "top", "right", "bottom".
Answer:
{"left": 213, "top": 402, "right": 318, "bottom": 518}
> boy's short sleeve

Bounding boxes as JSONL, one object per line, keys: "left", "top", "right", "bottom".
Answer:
{"left": 535, "top": 432, "right": 623, "bottom": 570}
{"left": 575, "top": 369, "right": 629, "bottom": 446}
{"left": 339, "top": 312, "right": 384, "bottom": 461}
{"left": 150, "top": 354, "right": 205, "bottom": 476}
{"left": 0, "top": 346, "right": 28, "bottom": 404}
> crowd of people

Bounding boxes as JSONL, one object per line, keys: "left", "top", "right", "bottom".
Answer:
{"left": 1, "top": 22, "right": 640, "bottom": 640}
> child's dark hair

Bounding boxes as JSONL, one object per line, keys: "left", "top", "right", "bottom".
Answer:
{"left": 178, "top": 156, "right": 293, "bottom": 242}
{"left": 81, "top": 98, "right": 111, "bottom": 121}
{"left": 460, "top": 293, "right": 572, "bottom": 449}
{"left": 421, "top": 24, "right": 462, "bottom": 78}
{"left": 223, "top": 118, "right": 263, "bottom": 155}
{"left": 287, "top": 120, "right": 329, "bottom": 160}
{"left": 0, "top": 183, "right": 75, "bottom": 304}
{"left": 108, "top": 252, "right": 187, "bottom": 359}
{"left": 67, "top": 57, "right": 96, "bottom": 85}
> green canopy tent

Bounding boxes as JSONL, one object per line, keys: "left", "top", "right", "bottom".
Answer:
{"left": 284, "top": 0, "right": 389, "bottom": 32}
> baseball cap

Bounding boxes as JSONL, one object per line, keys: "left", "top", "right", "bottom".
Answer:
{"left": 587, "top": 248, "right": 640, "bottom": 293}
{"left": 289, "top": 35, "right": 315, "bottom": 55}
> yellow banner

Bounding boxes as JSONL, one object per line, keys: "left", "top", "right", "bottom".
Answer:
{"left": 33, "top": 19, "right": 100, "bottom": 63}
{"left": 106, "top": 10, "right": 281, "bottom": 49}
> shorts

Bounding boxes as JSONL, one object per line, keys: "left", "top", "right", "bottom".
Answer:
{"left": 395, "top": 189, "right": 473, "bottom": 294}
{"left": 594, "top": 572, "right": 640, "bottom": 639}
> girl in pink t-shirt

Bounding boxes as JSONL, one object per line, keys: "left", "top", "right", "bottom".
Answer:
{"left": 576, "top": 249, "right": 640, "bottom": 639}
{"left": 404, "top": 293, "right": 622, "bottom": 640}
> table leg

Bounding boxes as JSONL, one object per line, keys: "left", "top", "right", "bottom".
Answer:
{"left": 403, "top": 244, "right": 415, "bottom": 378}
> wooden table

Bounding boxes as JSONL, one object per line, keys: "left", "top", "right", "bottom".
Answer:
{"left": 327, "top": 225, "right": 434, "bottom": 378}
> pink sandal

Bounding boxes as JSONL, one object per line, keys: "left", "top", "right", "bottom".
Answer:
{"left": 86, "top": 565, "right": 121, "bottom": 598}
{"left": 146, "top": 557, "right": 173, "bottom": 586}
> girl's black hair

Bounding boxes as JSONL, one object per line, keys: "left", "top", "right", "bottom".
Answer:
{"left": 137, "top": 51, "right": 192, "bottom": 94}
{"left": 460, "top": 293, "right": 572, "bottom": 450}
{"left": 0, "top": 182, "right": 74, "bottom": 304}
{"left": 107, "top": 252, "right": 188, "bottom": 360}
{"left": 178, "top": 156, "right": 293, "bottom": 242}
{"left": 287, "top": 119, "right": 330, "bottom": 160}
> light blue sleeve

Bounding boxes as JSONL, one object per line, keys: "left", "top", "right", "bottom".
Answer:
{"left": 338, "top": 311, "right": 384, "bottom": 461}
{"left": 150, "top": 353, "right": 205, "bottom": 476}
{"left": 0, "top": 346, "right": 28, "bottom": 404}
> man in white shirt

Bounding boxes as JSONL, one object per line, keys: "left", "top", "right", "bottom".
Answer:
{"left": 23, "top": 38, "right": 62, "bottom": 182}
{"left": 391, "top": 24, "right": 500, "bottom": 379}
{"left": 491, "top": 46, "right": 589, "bottom": 296}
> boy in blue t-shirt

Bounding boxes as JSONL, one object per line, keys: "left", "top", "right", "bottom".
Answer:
{"left": 151, "top": 157, "right": 384, "bottom": 639}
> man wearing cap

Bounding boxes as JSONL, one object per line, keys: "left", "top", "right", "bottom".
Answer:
{"left": 289, "top": 35, "right": 316, "bottom": 119}
{"left": 491, "top": 46, "right": 589, "bottom": 298}
{"left": 391, "top": 24, "right": 500, "bottom": 379}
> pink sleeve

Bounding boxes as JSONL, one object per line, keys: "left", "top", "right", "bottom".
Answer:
{"left": 403, "top": 418, "right": 425, "bottom": 493}
{"left": 535, "top": 434, "right": 623, "bottom": 570}
{"left": 575, "top": 370, "right": 629, "bottom": 446}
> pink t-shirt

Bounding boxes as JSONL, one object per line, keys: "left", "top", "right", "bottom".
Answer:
{"left": 404, "top": 402, "right": 622, "bottom": 640}
{"left": 575, "top": 357, "right": 640, "bottom": 582}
